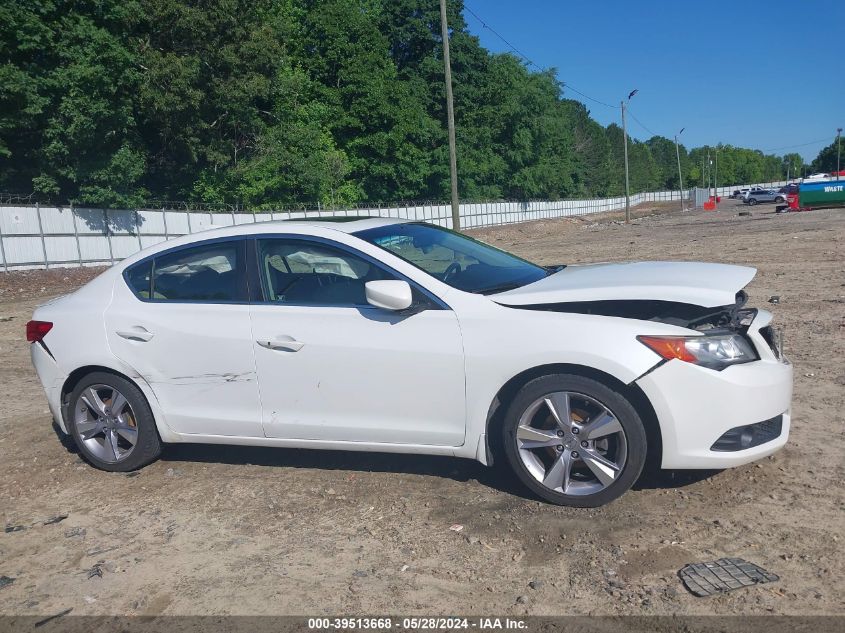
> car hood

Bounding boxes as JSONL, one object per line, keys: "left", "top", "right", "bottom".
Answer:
{"left": 491, "top": 261, "right": 756, "bottom": 308}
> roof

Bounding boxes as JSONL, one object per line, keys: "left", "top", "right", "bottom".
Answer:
{"left": 110, "top": 216, "right": 414, "bottom": 273}
{"left": 206, "top": 215, "right": 410, "bottom": 235}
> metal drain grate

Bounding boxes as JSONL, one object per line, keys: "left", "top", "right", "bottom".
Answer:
{"left": 679, "top": 558, "right": 779, "bottom": 597}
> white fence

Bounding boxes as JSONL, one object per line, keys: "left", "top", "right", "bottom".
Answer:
{"left": 0, "top": 183, "right": 778, "bottom": 271}
{"left": 712, "top": 181, "right": 787, "bottom": 198}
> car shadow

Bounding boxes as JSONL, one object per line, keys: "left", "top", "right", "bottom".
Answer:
{"left": 52, "top": 420, "right": 80, "bottom": 454}
{"left": 160, "top": 442, "right": 722, "bottom": 499}
{"left": 52, "top": 420, "right": 723, "bottom": 500}
{"left": 633, "top": 467, "right": 723, "bottom": 490}
{"left": 160, "top": 442, "right": 529, "bottom": 497}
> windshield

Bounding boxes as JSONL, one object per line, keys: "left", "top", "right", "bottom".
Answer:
{"left": 355, "top": 222, "right": 555, "bottom": 294}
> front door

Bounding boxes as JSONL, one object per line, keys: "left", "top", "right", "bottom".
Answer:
{"left": 249, "top": 237, "right": 466, "bottom": 446}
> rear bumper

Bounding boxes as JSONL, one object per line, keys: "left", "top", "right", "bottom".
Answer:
{"left": 31, "top": 343, "right": 68, "bottom": 433}
{"left": 637, "top": 356, "right": 792, "bottom": 469}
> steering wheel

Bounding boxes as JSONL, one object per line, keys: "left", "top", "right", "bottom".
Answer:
{"left": 442, "top": 262, "right": 462, "bottom": 282}
{"left": 316, "top": 273, "right": 342, "bottom": 287}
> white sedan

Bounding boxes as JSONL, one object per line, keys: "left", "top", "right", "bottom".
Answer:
{"left": 28, "top": 218, "right": 793, "bottom": 506}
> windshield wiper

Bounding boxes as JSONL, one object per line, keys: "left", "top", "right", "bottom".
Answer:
{"left": 473, "top": 266, "right": 563, "bottom": 295}
{"left": 471, "top": 282, "right": 524, "bottom": 295}
{"left": 544, "top": 264, "right": 565, "bottom": 275}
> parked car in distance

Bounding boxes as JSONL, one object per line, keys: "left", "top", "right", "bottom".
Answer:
{"left": 744, "top": 188, "right": 786, "bottom": 205}
{"left": 28, "top": 218, "right": 793, "bottom": 507}
{"left": 732, "top": 188, "right": 750, "bottom": 199}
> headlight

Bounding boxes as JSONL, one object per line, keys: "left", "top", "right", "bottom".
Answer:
{"left": 637, "top": 333, "right": 757, "bottom": 370}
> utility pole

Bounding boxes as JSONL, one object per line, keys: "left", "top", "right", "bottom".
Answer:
{"left": 621, "top": 101, "right": 631, "bottom": 222}
{"left": 439, "top": 0, "right": 460, "bottom": 231}
{"left": 675, "top": 128, "right": 686, "bottom": 211}
{"left": 621, "top": 89, "right": 637, "bottom": 222}
{"left": 714, "top": 147, "right": 718, "bottom": 199}
{"left": 837, "top": 128, "right": 842, "bottom": 176}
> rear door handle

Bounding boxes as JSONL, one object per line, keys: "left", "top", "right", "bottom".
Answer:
{"left": 257, "top": 335, "right": 304, "bottom": 352}
{"left": 116, "top": 326, "right": 154, "bottom": 342}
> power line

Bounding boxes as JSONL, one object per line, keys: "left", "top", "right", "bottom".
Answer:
{"left": 462, "top": 3, "right": 831, "bottom": 154}
{"left": 463, "top": 5, "right": 541, "bottom": 71}
{"left": 463, "top": 4, "right": 618, "bottom": 110}
{"left": 761, "top": 137, "right": 832, "bottom": 152}
{"left": 626, "top": 108, "right": 658, "bottom": 138}
{"left": 561, "top": 84, "right": 618, "bottom": 110}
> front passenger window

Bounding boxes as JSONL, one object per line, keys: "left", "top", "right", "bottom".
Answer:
{"left": 257, "top": 239, "right": 394, "bottom": 306}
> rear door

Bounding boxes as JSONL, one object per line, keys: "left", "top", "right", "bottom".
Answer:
{"left": 105, "top": 238, "right": 263, "bottom": 437}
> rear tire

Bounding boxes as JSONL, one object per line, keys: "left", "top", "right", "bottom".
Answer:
{"left": 67, "top": 372, "right": 161, "bottom": 472}
{"left": 775, "top": 196, "right": 784, "bottom": 203}
{"left": 748, "top": 198, "right": 758, "bottom": 205}
{"left": 501, "top": 374, "right": 647, "bottom": 507}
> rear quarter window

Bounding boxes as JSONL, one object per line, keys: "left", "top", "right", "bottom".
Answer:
{"left": 125, "top": 261, "right": 152, "bottom": 299}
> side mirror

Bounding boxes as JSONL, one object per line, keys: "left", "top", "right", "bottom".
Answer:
{"left": 365, "top": 280, "right": 413, "bottom": 311}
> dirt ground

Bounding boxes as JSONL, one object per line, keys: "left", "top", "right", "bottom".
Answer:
{"left": 0, "top": 199, "right": 843, "bottom": 617}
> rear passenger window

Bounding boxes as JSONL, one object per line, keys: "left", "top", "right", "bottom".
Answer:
{"left": 126, "top": 241, "right": 245, "bottom": 302}
{"left": 125, "top": 260, "right": 152, "bottom": 299}
{"left": 152, "top": 242, "right": 244, "bottom": 302}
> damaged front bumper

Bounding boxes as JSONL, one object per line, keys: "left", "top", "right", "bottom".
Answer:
{"left": 636, "top": 310, "right": 792, "bottom": 469}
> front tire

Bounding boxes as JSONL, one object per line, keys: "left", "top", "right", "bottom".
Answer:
{"left": 67, "top": 372, "right": 162, "bottom": 472}
{"left": 748, "top": 198, "right": 758, "bottom": 205}
{"left": 501, "top": 374, "right": 647, "bottom": 507}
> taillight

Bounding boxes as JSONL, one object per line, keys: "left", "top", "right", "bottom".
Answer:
{"left": 26, "top": 320, "right": 53, "bottom": 343}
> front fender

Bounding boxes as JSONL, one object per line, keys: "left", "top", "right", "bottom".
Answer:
{"left": 455, "top": 303, "right": 689, "bottom": 461}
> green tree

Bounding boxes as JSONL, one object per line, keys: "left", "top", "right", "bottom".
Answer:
{"left": 782, "top": 153, "right": 804, "bottom": 180}
{"left": 297, "top": 0, "right": 438, "bottom": 202}
{"left": 563, "top": 100, "right": 613, "bottom": 196}
{"left": 136, "top": 0, "right": 302, "bottom": 202}
{"left": 606, "top": 125, "right": 660, "bottom": 194}
{"left": 809, "top": 139, "right": 843, "bottom": 173}
{"left": 646, "top": 136, "right": 690, "bottom": 190}
{"left": 0, "top": 0, "right": 148, "bottom": 206}
{"left": 0, "top": 0, "right": 820, "bottom": 207}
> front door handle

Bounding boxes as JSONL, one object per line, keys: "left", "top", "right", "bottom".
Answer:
{"left": 116, "top": 326, "right": 154, "bottom": 342}
{"left": 257, "top": 335, "right": 304, "bottom": 352}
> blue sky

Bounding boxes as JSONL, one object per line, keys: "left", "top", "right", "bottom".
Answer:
{"left": 462, "top": 0, "right": 844, "bottom": 161}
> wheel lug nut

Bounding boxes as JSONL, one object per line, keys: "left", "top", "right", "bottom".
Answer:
{"left": 556, "top": 445, "right": 564, "bottom": 452}
{"left": 556, "top": 430, "right": 564, "bottom": 437}
{"left": 581, "top": 441, "right": 589, "bottom": 448}
{"left": 571, "top": 427, "right": 579, "bottom": 435}
{"left": 571, "top": 451, "right": 579, "bottom": 459}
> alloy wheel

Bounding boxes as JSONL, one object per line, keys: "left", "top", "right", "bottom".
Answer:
{"left": 74, "top": 384, "right": 139, "bottom": 463}
{"left": 515, "top": 391, "right": 628, "bottom": 496}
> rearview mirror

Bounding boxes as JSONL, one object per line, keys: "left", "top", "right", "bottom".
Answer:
{"left": 365, "top": 280, "right": 413, "bottom": 311}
